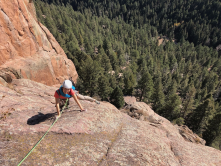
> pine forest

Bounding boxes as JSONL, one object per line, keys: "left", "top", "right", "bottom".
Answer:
{"left": 34, "top": 0, "right": 221, "bottom": 150}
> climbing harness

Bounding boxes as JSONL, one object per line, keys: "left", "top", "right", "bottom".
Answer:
{"left": 17, "top": 99, "right": 69, "bottom": 166}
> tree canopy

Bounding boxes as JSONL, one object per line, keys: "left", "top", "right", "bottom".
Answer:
{"left": 35, "top": 0, "right": 221, "bottom": 150}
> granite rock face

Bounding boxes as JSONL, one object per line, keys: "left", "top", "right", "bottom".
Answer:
{"left": 0, "top": 79, "right": 221, "bottom": 166}
{"left": 0, "top": 0, "right": 78, "bottom": 86}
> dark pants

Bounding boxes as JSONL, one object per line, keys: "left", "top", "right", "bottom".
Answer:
{"left": 56, "top": 99, "right": 69, "bottom": 110}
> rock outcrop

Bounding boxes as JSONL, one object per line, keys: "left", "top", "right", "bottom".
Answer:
{"left": 1, "top": 79, "right": 221, "bottom": 166}
{"left": 0, "top": 0, "right": 78, "bottom": 86}
{"left": 123, "top": 96, "right": 137, "bottom": 105}
{"left": 175, "top": 125, "right": 206, "bottom": 145}
{"left": 122, "top": 102, "right": 206, "bottom": 146}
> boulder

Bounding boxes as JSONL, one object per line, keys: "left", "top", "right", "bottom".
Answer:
{"left": 123, "top": 96, "right": 137, "bottom": 105}
{"left": 123, "top": 102, "right": 164, "bottom": 124}
{"left": 122, "top": 102, "right": 208, "bottom": 146}
{"left": 175, "top": 125, "right": 206, "bottom": 145}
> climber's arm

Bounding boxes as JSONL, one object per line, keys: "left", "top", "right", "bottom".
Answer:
{"left": 72, "top": 93, "right": 85, "bottom": 111}
{"left": 55, "top": 97, "right": 61, "bottom": 116}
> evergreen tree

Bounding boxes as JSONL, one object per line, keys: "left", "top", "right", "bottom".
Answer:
{"left": 101, "top": 53, "right": 113, "bottom": 72}
{"left": 152, "top": 77, "right": 165, "bottom": 113}
{"left": 162, "top": 93, "right": 182, "bottom": 122}
{"left": 78, "top": 33, "right": 84, "bottom": 46}
{"left": 98, "top": 74, "right": 112, "bottom": 101}
{"left": 189, "top": 98, "right": 216, "bottom": 137}
{"left": 109, "top": 74, "right": 117, "bottom": 90}
{"left": 110, "top": 86, "right": 125, "bottom": 109}
{"left": 123, "top": 69, "right": 136, "bottom": 95}
{"left": 103, "top": 38, "right": 111, "bottom": 53}
{"left": 203, "top": 111, "right": 221, "bottom": 149}
{"left": 79, "top": 56, "right": 103, "bottom": 96}
{"left": 137, "top": 70, "right": 154, "bottom": 102}
{"left": 182, "top": 83, "right": 196, "bottom": 118}
{"left": 56, "top": 32, "right": 66, "bottom": 50}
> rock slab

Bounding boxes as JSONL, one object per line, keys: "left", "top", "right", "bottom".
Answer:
{"left": 0, "top": 79, "right": 221, "bottom": 166}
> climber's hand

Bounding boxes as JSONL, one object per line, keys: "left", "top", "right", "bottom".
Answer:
{"left": 56, "top": 114, "right": 61, "bottom": 119}
{"left": 80, "top": 109, "right": 87, "bottom": 112}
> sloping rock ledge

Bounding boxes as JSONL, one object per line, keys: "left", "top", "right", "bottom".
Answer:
{"left": 0, "top": 79, "right": 221, "bottom": 166}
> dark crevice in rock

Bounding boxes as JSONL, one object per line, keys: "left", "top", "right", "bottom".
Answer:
{"left": 38, "top": 23, "right": 58, "bottom": 54}
{"left": 0, "top": 91, "right": 18, "bottom": 97}
{"left": 0, "top": 68, "right": 21, "bottom": 82}
{"left": 170, "top": 144, "right": 182, "bottom": 166}
{"left": 165, "top": 131, "right": 182, "bottom": 166}
{"left": 149, "top": 123, "right": 161, "bottom": 127}
{"left": 0, "top": 9, "right": 15, "bottom": 36}
{"left": 44, "top": 92, "right": 53, "bottom": 97}
{"left": 17, "top": 0, "right": 37, "bottom": 45}
{"left": 0, "top": 74, "right": 6, "bottom": 82}
{"left": 0, "top": 8, "right": 7, "bottom": 18}
{"left": 98, "top": 124, "right": 124, "bottom": 165}
{"left": 105, "top": 147, "right": 111, "bottom": 157}
{"left": 0, "top": 95, "right": 6, "bottom": 104}
{"left": 0, "top": 75, "right": 11, "bottom": 83}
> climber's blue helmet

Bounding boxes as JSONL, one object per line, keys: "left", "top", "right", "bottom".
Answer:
{"left": 62, "top": 80, "right": 72, "bottom": 89}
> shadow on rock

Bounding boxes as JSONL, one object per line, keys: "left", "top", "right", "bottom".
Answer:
{"left": 27, "top": 112, "right": 56, "bottom": 125}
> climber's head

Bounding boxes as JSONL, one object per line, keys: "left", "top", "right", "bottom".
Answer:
{"left": 62, "top": 80, "right": 72, "bottom": 94}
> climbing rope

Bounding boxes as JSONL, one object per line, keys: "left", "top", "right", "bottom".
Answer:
{"left": 17, "top": 99, "right": 69, "bottom": 166}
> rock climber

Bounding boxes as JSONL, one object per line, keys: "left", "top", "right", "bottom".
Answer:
{"left": 54, "top": 80, "right": 86, "bottom": 118}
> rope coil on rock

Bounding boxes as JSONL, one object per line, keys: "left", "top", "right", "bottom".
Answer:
{"left": 17, "top": 99, "right": 69, "bottom": 166}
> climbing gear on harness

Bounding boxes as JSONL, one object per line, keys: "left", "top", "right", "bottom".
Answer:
{"left": 17, "top": 99, "right": 69, "bottom": 166}
{"left": 58, "top": 98, "right": 69, "bottom": 109}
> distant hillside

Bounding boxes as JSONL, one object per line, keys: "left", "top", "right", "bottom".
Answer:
{"left": 60, "top": 0, "right": 221, "bottom": 48}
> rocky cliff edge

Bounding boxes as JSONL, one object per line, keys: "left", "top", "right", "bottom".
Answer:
{"left": 0, "top": 0, "right": 78, "bottom": 86}
{"left": 0, "top": 79, "right": 221, "bottom": 166}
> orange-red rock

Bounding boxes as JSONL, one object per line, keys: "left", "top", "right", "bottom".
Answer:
{"left": 0, "top": 0, "right": 78, "bottom": 85}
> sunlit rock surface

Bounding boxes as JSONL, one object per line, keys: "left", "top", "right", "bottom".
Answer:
{"left": 0, "top": 79, "right": 221, "bottom": 166}
{"left": 0, "top": 0, "right": 78, "bottom": 85}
